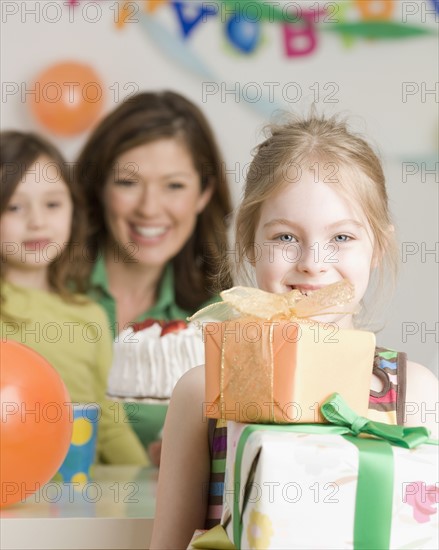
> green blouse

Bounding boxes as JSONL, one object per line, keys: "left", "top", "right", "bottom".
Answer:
{"left": 89, "top": 256, "right": 217, "bottom": 448}
{"left": 89, "top": 256, "right": 191, "bottom": 338}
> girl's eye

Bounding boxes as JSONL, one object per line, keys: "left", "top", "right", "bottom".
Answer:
{"left": 114, "top": 179, "right": 137, "bottom": 187}
{"left": 333, "top": 234, "right": 351, "bottom": 243}
{"left": 167, "top": 182, "right": 185, "bottom": 190}
{"left": 47, "top": 202, "right": 61, "bottom": 208}
{"left": 7, "top": 204, "right": 21, "bottom": 212}
{"left": 277, "top": 234, "right": 296, "bottom": 243}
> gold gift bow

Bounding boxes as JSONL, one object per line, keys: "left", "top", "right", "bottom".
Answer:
{"left": 190, "top": 280, "right": 356, "bottom": 424}
{"left": 189, "top": 279, "right": 356, "bottom": 324}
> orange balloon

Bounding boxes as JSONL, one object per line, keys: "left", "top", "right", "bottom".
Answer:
{"left": 28, "top": 61, "right": 105, "bottom": 136}
{"left": 0, "top": 340, "right": 73, "bottom": 507}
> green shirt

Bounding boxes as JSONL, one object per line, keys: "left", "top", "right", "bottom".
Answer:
{"left": 89, "top": 256, "right": 218, "bottom": 448}
{"left": 0, "top": 283, "right": 149, "bottom": 466}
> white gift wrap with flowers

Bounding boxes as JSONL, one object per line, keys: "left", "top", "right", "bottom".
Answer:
{"left": 222, "top": 419, "right": 439, "bottom": 550}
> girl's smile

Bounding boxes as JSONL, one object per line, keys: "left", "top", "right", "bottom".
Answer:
{"left": 289, "top": 284, "right": 325, "bottom": 296}
{"left": 23, "top": 239, "right": 52, "bottom": 250}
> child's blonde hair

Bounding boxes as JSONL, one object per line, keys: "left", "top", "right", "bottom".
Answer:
{"left": 231, "top": 111, "right": 398, "bottom": 321}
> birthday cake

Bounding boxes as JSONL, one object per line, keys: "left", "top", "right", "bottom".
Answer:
{"left": 106, "top": 319, "right": 205, "bottom": 403}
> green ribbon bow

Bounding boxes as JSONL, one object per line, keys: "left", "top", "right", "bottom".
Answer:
{"left": 321, "top": 392, "right": 431, "bottom": 448}
{"left": 194, "top": 393, "right": 434, "bottom": 550}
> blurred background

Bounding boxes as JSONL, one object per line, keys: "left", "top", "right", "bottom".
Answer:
{"left": 1, "top": 0, "right": 438, "bottom": 373}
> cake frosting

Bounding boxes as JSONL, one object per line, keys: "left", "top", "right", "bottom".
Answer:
{"left": 107, "top": 320, "right": 205, "bottom": 403}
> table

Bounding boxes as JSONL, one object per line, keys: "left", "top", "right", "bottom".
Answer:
{"left": 0, "top": 466, "right": 157, "bottom": 550}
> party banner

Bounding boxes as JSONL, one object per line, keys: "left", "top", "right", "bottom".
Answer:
{"left": 67, "top": 0, "right": 438, "bottom": 58}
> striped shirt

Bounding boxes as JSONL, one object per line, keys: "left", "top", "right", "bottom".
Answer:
{"left": 205, "top": 346, "right": 407, "bottom": 528}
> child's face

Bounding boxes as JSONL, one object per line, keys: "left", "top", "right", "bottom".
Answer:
{"left": 103, "top": 138, "right": 212, "bottom": 269}
{"left": 253, "top": 173, "right": 375, "bottom": 328}
{"left": 0, "top": 156, "right": 73, "bottom": 277}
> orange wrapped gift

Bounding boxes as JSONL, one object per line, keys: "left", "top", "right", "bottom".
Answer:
{"left": 193, "top": 282, "right": 376, "bottom": 424}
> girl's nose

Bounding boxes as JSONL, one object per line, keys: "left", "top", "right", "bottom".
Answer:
{"left": 296, "top": 243, "right": 329, "bottom": 274}
{"left": 28, "top": 204, "right": 45, "bottom": 228}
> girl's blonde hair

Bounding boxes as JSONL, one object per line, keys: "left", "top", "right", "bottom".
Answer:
{"left": 230, "top": 112, "right": 398, "bottom": 319}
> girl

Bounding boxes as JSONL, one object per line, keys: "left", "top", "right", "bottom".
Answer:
{"left": 75, "top": 91, "right": 233, "bottom": 460}
{"left": 0, "top": 131, "right": 148, "bottom": 465}
{"left": 149, "top": 113, "right": 438, "bottom": 549}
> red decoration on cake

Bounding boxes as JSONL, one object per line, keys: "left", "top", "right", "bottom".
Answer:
{"left": 131, "top": 318, "right": 165, "bottom": 332}
{"left": 160, "top": 320, "right": 187, "bottom": 336}
{"left": 131, "top": 319, "right": 188, "bottom": 335}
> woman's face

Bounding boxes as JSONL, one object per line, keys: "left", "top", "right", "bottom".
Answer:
{"left": 103, "top": 139, "right": 212, "bottom": 269}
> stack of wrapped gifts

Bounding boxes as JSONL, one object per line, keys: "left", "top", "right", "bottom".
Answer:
{"left": 190, "top": 284, "right": 438, "bottom": 550}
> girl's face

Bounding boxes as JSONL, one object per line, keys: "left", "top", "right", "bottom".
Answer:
{"left": 0, "top": 156, "right": 73, "bottom": 280}
{"left": 253, "top": 172, "right": 375, "bottom": 328}
{"left": 103, "top": 138, "right": 212, "bottom": 270}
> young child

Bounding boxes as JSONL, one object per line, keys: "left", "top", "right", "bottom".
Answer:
{"left": 149, "top": 113, "right": 438, "bottom": 549}
{"left": 0, "top": 131, "right": 149, "bottom": 465}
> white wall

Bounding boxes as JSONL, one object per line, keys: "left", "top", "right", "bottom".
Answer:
{"left": 1, "top": 1, "right": 438, "bottom": 373}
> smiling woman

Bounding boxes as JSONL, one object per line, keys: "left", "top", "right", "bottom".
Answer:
{"left": 75, "top": 91, "right": 233, "bottom": 460}
{"left": 102, "top": 138, "right": 212, "bottom": 279}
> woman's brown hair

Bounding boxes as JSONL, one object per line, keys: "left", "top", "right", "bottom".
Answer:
{"left": 76, "top": 91, "right": 233, "bottom": 310}
{"left": 0, "top": 130, "right": 89, "bottom": 299}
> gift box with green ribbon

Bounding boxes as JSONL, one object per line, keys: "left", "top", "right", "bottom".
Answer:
{"left": 193, "top": 394, "right": 438, "bottom": 550}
